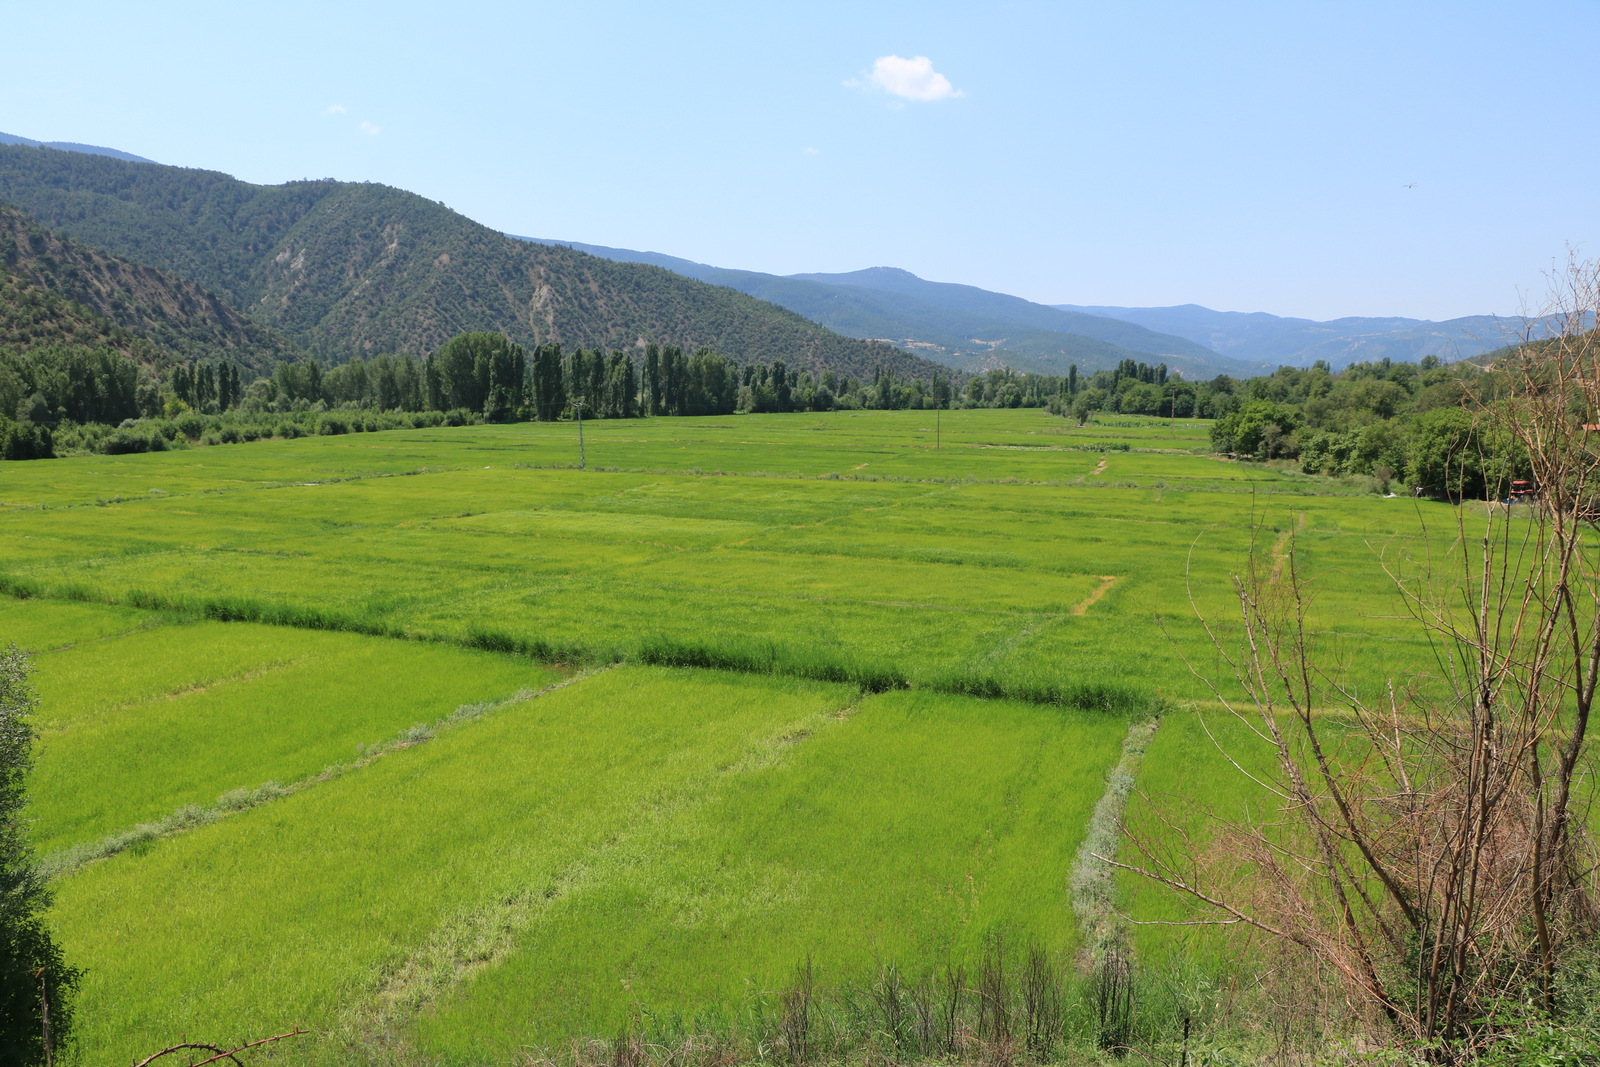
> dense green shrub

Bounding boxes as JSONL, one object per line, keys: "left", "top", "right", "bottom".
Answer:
{"left": 1209, "top": 399, "right": 1303, "bottom": 457}
{"left": 99, "top": 427, "right": 169, "bottom": 455}
{"left": 175, "top": 411, "right": 205, "bottom": 440}
{"left": 0, "top": 646, "right": 81, "bottom": 1063}
{"left": 0, "top": 416, "right": 52, "bottom": 460}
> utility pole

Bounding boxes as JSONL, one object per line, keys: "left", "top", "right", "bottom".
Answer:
{"left": 574, "top": 399, "right": 585, "bottom": 469}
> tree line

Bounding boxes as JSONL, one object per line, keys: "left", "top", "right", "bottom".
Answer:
{"left": 247, "top": 334, "right": 964, "bottom": 421}
{"left": 31, "top": 328, "right": 1494, "bottom": 469}
{"left": 1, "top": 332, "right": 977, "bottom": 459}
{"left": 1195, "top": 355, "right": 1529, "bottom": 498}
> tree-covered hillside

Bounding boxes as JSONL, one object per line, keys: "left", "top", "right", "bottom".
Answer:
{"left": 0, "top": 145, "right": 946, "bottom": 380}
{"left": 0, "top": 202, "right": 294, "bottom": 372}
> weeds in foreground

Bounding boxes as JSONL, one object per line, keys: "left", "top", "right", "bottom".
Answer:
{"left": 513, "top": 947, "right": 1298, "bottom": 1067}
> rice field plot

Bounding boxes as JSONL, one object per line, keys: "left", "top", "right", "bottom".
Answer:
{"left": 2, "top": 473, "right": 1399, "bottom": 701}
{"left": 1116, "top": 710, "right": 1283, "bottom": 965}
{"left": 0, "top": 595, "right": 162, "bottom": 651}
{"left": 45, "top": 668, "right": 1127, "bottom": 1066}
{"left": 1, "top": 597, "right": 559, "bottom": 857}
{"left": 1, "top": 414, "right": 1439, "bottom": 706}
{"left": 410, "top": 689, "right": 1127, "bottom": 1062}
{"left": 49, "top": 667, "right": 858, "bottom": 1065}
{"left": 0, "top": 410, "right": 1265, "bottom": 512}
{"left": 0, "top": 409, "right": 1494, "bottom": 1060}
{"left": 1118, "top": 706, "right": 1411, "bottom": 975}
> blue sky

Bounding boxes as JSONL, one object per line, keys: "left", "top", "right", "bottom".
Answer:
{"left": 4, "top": 1, "right": 1597, "bottom": 320}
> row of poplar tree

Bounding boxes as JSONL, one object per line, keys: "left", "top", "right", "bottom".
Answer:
{"left": 8, "top": 332, "right": 964, "bottom": 431}
{"left": 262, "top": 333, "right": 953, "bottom": 421}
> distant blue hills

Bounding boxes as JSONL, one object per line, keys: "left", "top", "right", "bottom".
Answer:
{"left": 0, "top": 130, "right": 156, "bottom": 164}
{"left": 1056, "top": 303, "right": 1539, "bottom": 370}
{"left": 515, "top": 239, "right": 1266, "bottom": 380}
{"left": 520, "top": 238, "right": 1533, "bottom": 378}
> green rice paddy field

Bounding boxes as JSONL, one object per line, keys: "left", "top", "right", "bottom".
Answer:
{"left": 0, "top": 409, "right": 1451, "bottom": 1063}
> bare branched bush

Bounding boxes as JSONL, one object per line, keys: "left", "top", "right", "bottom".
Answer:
{"left": 1117, "top": 257, "right": 1600, "bottom": 1062}
{"left": 976, "top": 935, "right": 1011, "bottom": 1057}
{"left": 1021, "top": 946, "right": 1062, "bottom": 1060}
{"left": 132, "top": 1026, "right": 305, "bottom": 1067}
{"left": 778, "top": 956, "right": 815, "bottom": 1065}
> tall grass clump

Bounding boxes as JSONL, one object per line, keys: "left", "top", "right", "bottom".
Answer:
{"left": 926, "top": 667, "right": 1152, "bottom": 714}
{"left": 635, "top": 636, "right": 910, "bottom": 693}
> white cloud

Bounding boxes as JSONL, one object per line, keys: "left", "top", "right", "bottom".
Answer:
{"left": 803, "top": 146, "right": 819, "bottom": 156}
{"left": 359, "top": 121, "right": 381, "bottom": 136}
{"left": 324, "top": 104, "right": 347, "bottom": 115}
{"left": 856, "top": 55, "right": 962, "bottom": 102}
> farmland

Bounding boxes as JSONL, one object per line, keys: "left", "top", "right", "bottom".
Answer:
{"left": 0, "top": 408, "right": 1447, "bottom": 1063}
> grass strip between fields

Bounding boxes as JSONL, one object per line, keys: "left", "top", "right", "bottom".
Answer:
{"left": 36, "top": 669, "right": 601, "bottom": 880}
{"left": 1071, "top": 715, "right": 1161, "bottom": 965}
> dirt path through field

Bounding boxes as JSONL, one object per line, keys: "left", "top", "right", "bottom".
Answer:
{"left": 1268, "top": 511, "right": 1307, "bottom": 584}
{"left": 1071, "top": 576, "right": 1119, "bottom": 616}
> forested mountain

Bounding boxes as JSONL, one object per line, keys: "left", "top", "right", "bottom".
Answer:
{"left": 1055, "top": 302, "right": 1547, "bottom": 368}
{"left": 0, "top": 202, "right": 295, "bottom": 371}
{"left": 521, "top": 238, "right": 1266, "bottom": 379}
{"left": 0, "top": 145, "right": 945, "bottom": 381}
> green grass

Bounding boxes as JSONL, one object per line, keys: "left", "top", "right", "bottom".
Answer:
{"left": 0, "top": 411, "right": 1437, "bottom": 711}
{"left": 410, "top": 688, "right": 1126, "bottom": 1062}
{"left": 0, "top": 408, "right": 1481, "bottom": 1058}
{"left": 50, "top": 667, "right": 857, "bottom": 1064}
{"left": 0, "top": 410, "right": 1272, "bottom": 511}
{"left": 0, "top": 596, "right": 161, "bottom": 651}
{"left": 44, "top": 666, "right": 1127, "bottom": 1066}
{"left": 15, "top": 607, "right": 560, "bottom": 855}
{"left": 1118, "top": 708, "right": 1323, "bottom": 968}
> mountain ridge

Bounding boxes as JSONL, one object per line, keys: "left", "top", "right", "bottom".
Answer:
{"left": 0, "top": 146, "right": 948, "bottom": 381}
{"left": 0, "top": 131, "right": 156, "bottom": 164}
{"left": 519, "top": 238, "right": 1269, "bottom": 379}
{"left": 4, "top": 133, "right": 1521, "bottom": 377}
{"left": 1054, "top": 302, "right": 1540, "bottom": 367}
